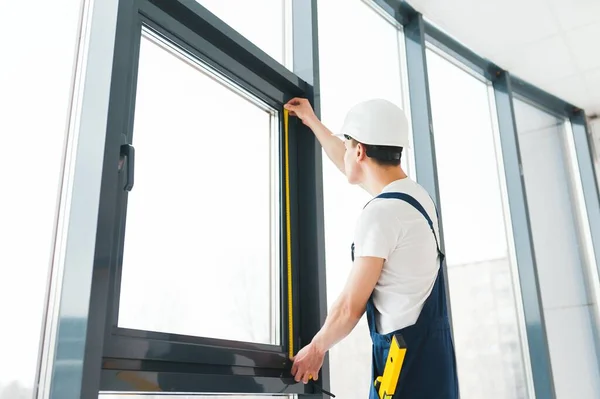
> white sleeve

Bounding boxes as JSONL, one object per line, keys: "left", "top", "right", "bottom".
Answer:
{"left": 353, "top": 204, "right": 398, "bottom": 260}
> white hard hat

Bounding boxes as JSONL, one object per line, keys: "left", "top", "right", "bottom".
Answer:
{"left": 337, "top": 99, "right": 411, "bottom": 148}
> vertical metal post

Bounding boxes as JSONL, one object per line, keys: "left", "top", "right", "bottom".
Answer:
{"left": 292, "top": 0, "right": 319, "bottom": 92}
{"left": 35, "top": 0, "right": 120, "bottom": 398}
{"left": 403, "top": 12, "right": 453, "bottom": 333}
{"left": 291, "top": 0, "right": 329, "bottom": 396}
{"left": 492, "top": 71, "right": 556, "bottom": 399}
{"left": 570, "top": 111, "right": 600, "bottom": 293}
{"left": 569, "top": 111, "right": 600, "bottom": 374}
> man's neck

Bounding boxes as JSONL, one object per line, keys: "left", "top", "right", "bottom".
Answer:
{"left": 363, "top": 167, "right": 408, "bottom": 196}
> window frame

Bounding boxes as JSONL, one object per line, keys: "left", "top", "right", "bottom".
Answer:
{"left": 106, "top": 24, "right": 285, "bottom": 360}
{"left": 84, "top": 0, "right": 319, "bottom": 395}
{"left": 369, "top": 1, "right": 557, "bottom": 397}
{"left": 424, "top": 45, "right": 536, "bottom": 397}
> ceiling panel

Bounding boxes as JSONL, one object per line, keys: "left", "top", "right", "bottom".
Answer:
{"left": 565, "top": 22, "right": 600, "bottom": 71}
{"left": 509, "top": 35, "right": 577, "bottom": 82}
{"left": 549, "top": 0, "right": 600, "bottom": 31}
{"left": 585, "top": 68, "right": 600, "bottom": 93}
{"left": 408, "top": 0, "right": 600, "bottom": 114}
{"left": 584, "top": 69, "right": 600, "bottom": 113}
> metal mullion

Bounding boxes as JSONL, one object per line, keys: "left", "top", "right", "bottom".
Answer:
{"left": 568, "top": 111, "right": 600, "bottom": 372}
{"left": 291, "top": 0, "right": 330, "bottom": 396}
{"left": 486, "top": 82, "right": 536, "bottom": 399}
{"left": 36, "top": 0, "right": 122, "bottom": 397}
{"left": 492, "top": 71, "right": 556, "bottom": 399}
{"left": 403, "top": 12, "right": 454, "bottom": 335}
{"left": 569, "top": 112, "right": 600, "bottom": 297}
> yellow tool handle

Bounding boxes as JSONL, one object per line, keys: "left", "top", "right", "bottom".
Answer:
{"left": 376, "top": 335, "right": 406, "bottom": 399}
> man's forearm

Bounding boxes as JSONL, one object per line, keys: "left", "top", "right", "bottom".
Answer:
{"left": 310, "top": 297, "right": 362, "bottom": 355}
{"left": 305, "top": 117, "right": 374, "bottom": 195}
{"left": 305, "top": 117, "right": 346, "bottom": 174}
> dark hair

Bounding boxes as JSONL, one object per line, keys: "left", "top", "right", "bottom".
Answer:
{"left": 344, "top": 134, "right": 403, "bottom": 166}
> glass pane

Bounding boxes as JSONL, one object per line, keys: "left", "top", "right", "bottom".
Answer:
{"left": 195, "top": 0, "right": 287, "bottom": 66}
{"left": 0, "top": 1, "right": 82, "bottom": 398}
{"left": 514, "top": 99, "right": 600, "bottom": 398}
{"left": 426, "top": 48, "right": 529, "bottom": 398}
{"left": 317, "top": 0, "right": 411, "bottom": 397}
{"left": 117, "top": 30, "right": 280, "bottom": 346}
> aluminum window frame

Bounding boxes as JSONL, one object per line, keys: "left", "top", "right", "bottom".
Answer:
{"left": 365, "top": 1, "right": 563, "bottom": 398}
{"left": 424, "top": 41, "right": 538, "bottom": 398}
{"left": 100, "top": 2, "right": 290, "bottom": 367}
{"left": 510, "top": 95, "right": 600, "bottom": 390}
{"left": 75, "top": 0, "right": 324, "bottom": 396}
{"left": 111, "top": 23, "right": 284, "bottom": 347}
{"left": 486, "top": 83, "right": 537, "bottom": 399}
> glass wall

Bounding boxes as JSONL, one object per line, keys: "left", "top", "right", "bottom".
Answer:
{"left": 5, "top": 0, "right": 600, "bottom": 397}
{"left": 426, "top": 48, "right": 530, "bottom": 398}
{"left": 194, "top": 0, "right": 289, "bottom": 67}
{"left": 514, "top": 99, "right": 600, "bottom": 398}
{"left": 0, "top": 1, "right": 83, "bottom": 398}
{"left": 317, "top": 0, "right": 412, "bottom": 397}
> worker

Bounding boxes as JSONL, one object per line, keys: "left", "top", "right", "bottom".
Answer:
{"left": 284, "top": 98, "right": 459, "bottom": 398}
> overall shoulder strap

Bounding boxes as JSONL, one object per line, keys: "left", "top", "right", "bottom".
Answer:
{"left": 369, "top": 192, "right": 444, "bottom": 259}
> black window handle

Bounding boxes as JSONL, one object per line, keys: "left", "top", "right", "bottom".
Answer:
{"left": 120, "top": 143, "right": 135, "bottom": 191}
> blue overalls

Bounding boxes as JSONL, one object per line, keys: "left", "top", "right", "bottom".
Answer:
{"left": 352, "top": 192, "right": 459, "bottom": 399}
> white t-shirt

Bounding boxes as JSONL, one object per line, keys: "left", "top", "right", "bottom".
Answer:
{"left": 353, "top": 178, "right": 440, "bottom": 334}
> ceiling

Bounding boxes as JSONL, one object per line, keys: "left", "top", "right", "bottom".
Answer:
{"left": 409, "top": 0, "right": 600, "bottom": 115}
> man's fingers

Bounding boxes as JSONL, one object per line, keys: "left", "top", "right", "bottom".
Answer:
{"left": 293, "top": 360, "right": 303, "bottom": 382}
{"left": 284, "top": 105, "right": 299, "bottom": 115}
{"left": 294, "top": 368, "right": 302, "bottom": 382}
{"left": 286, "top": 97, "right": 305, "bottom": 106}
{"left": 285, "top": 98, "right": 309, "bottom": 112}
{"left": 302, "top": 372, "right": 311, "bottom": 384}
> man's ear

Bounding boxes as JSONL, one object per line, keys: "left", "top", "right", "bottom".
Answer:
{"left": 356, "top": 143, "right": 367, "bottom": 161}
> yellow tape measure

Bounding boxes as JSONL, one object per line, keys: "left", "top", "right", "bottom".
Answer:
{"left": 284, "top": 108, "right": 294, "bottom": 359}
{"left": 283, "top": 108, "right": 319, "bottom": 388}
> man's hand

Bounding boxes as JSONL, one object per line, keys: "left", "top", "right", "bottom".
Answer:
{"left": 292, "top": 256, "right": 384, "bottom": 383}
{"left": 291, "top": 341, "right": 325, "bottom": 384}
{"left": 284, "top": 98, "right": 318, "bottom": 127}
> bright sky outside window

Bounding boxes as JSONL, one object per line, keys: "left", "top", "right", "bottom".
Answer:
{"left": 117, "top": 30, "right": 281, "bottom": 345}
{"left": 514, "top": 98, "right": 600, "bottom": 398}
{"left": 317, "top": 1, "right": 411, "bottom": 397}
{"left": 427, "top": 47, "right": 529, "bottom": 399}
{"left": 195, "top": 0, "right": 289, "bottom": 67}
{"left": 0, "top": 1, "right": 83, "bottom": 397}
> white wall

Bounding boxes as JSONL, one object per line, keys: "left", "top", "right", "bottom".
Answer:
{"left": 0, "top": 1, "right": 83, "bottom": 398}
{"left": 515, "top": 100, "right": 600, "bottom": 399}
